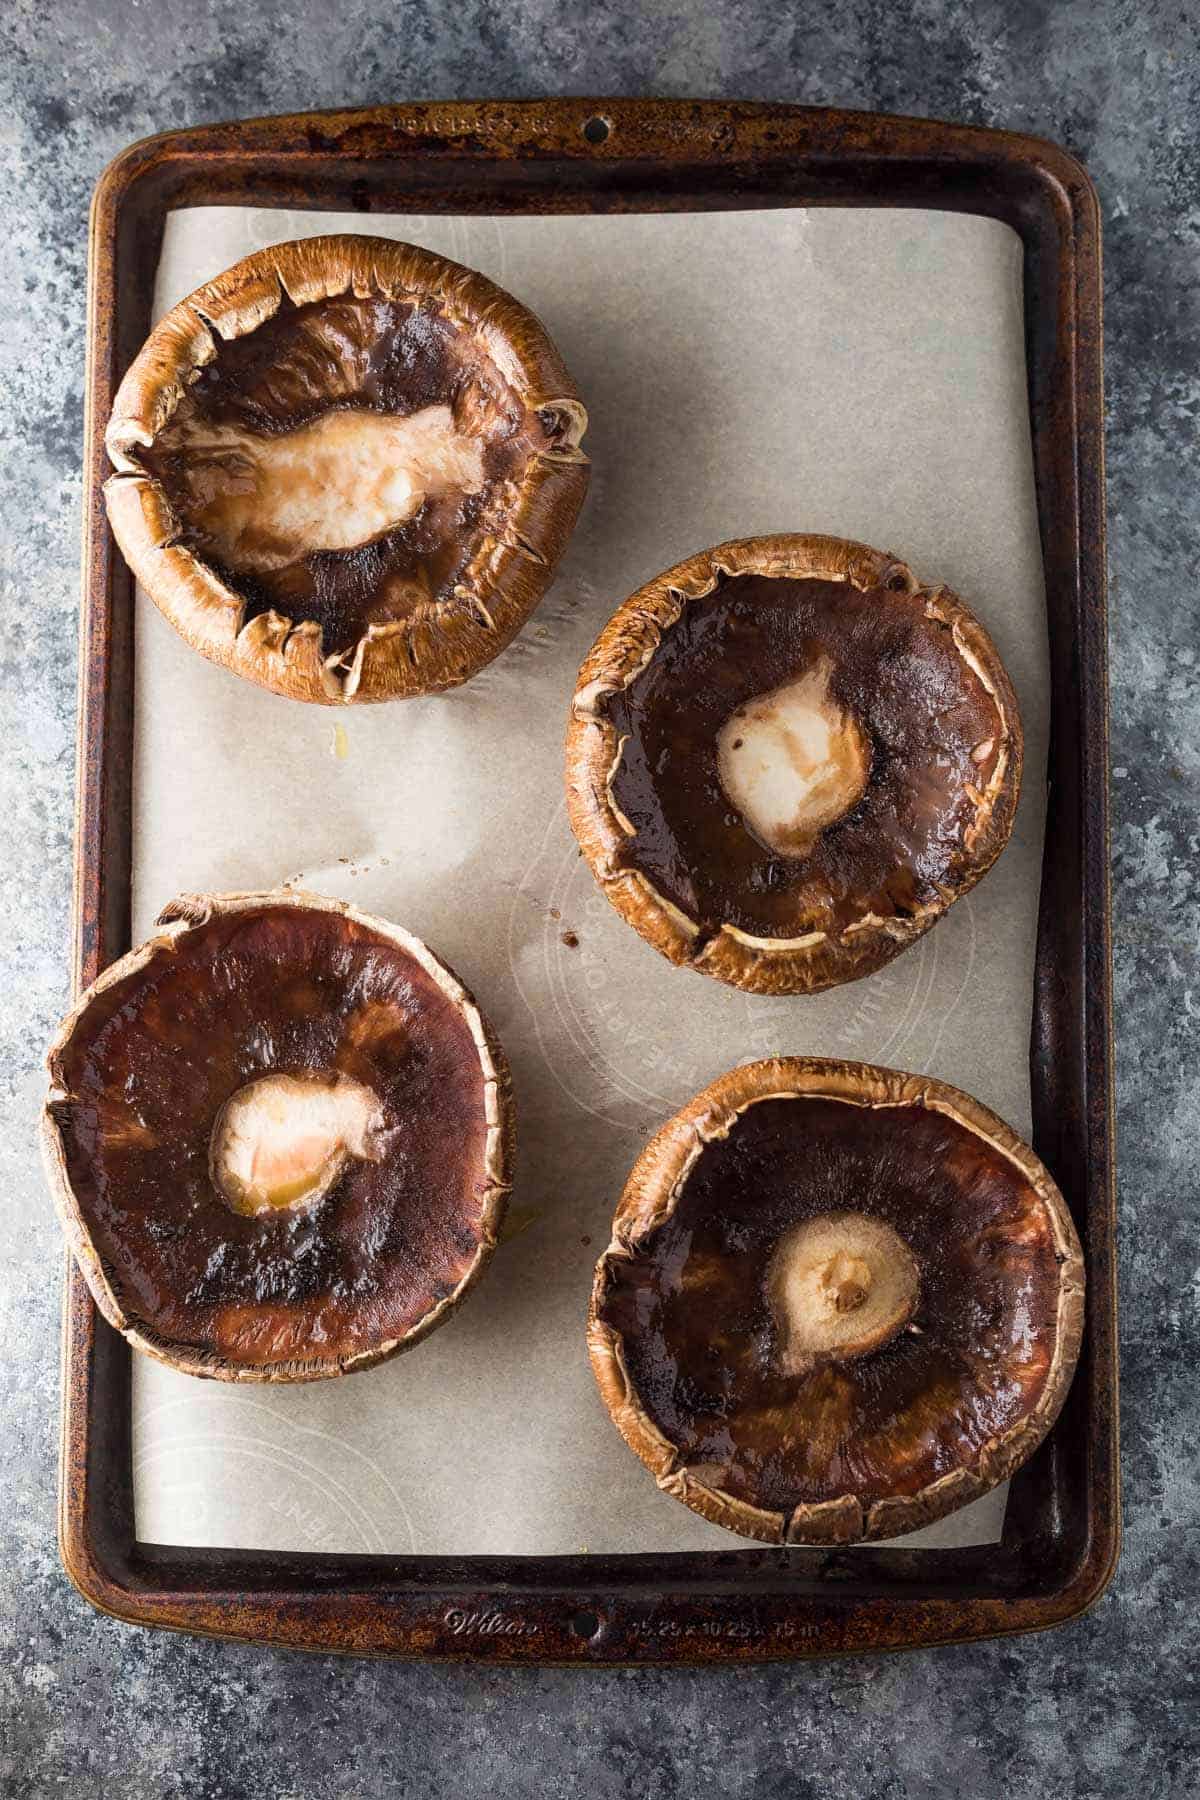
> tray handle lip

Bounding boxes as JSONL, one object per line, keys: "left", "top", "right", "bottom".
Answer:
{"left": 56, "top": 1540, "right": 1124, "bottom": 1664}
{"left": 88, "top": 98, "right": 1104, "bottom": 232}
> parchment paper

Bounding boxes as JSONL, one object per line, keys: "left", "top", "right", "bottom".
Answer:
{"left": 131, "top": 205, "right": 1046, "bottom": 1555}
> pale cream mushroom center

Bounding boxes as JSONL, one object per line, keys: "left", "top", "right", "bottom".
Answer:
{"left": 209, "top": 1072, "right": 387, "bottom": 1216}
{"left": 716, "top": 657, "right": 871, "bottom": 856}
{"left": 767, "top": 1211, "right": 919, "bottom": 1372}
{"left": 186, "top": 404, "right": 486, "bottom": 574}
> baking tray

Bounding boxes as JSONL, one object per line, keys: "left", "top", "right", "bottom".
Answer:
{"left": 64, "top": 98, "right": 1117, "bottom": 1662}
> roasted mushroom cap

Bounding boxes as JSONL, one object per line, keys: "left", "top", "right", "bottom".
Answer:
{"left": 42, "top": 892, "right": 513, "bottom": 1381}
{"left": 588, "top": 1058, "right": 1084, "bottom": 1544}
{"left": 106, "top": 235, "right": 589, "bottom": 704}
{"left": 566, "top": 534, "right": 1022, "bottom": 994}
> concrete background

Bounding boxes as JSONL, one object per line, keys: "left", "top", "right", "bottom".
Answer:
{"left": 1, "top": 2, "right": 1196, "bottom": 1794}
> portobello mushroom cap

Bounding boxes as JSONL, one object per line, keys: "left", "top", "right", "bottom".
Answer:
{"left": 42, "top": 891, "right": 513, "bottom": 1381}
{"left": 106, "top": 234, "right": 589, "bottom": 703}
{"left": 588, "top": 1057, "right": 1084, "bottom": 1544}
{"left": 566, "top": 534, "right": 1022, "bottom": 994}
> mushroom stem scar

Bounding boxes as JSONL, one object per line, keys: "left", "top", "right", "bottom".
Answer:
{"left": 820, "top": 1250, "right": 873, "bottom": 1313}
{"left": 767, "top": 1211, "right": 919, "bottom": 1370}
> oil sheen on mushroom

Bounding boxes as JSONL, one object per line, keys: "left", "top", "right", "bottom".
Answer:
{"left": 46, "top": 904, "right": 497, "bottom": 1369}
{"left": 143, "top": 296, "right": 555, "bottom": 656}
{"left": 607, "top": 571, "right": 1008, "bottom": 941}
{"left": 598, "top": 1095, "right": 1066, "bottom": 1515}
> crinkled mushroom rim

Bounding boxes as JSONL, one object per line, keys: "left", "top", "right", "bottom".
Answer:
{"left": 41, "top": 889, "right": 514, "bottom": 1383}
{"left": 567, "top": 533, "right": 1021, "bottom": 979}
{"left": 105, "top": 234, "right": 589, "bottom": 703}
{"left": 587, "top": 1056, "right": 1086, "bottom": 1545}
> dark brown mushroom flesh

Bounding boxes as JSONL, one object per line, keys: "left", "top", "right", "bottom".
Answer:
{"left": 142, "top": 294, "right": 557, "bottom": 657}
{"left": 42, "top": 896, "right": 511, "bottom": 1379}
{"left": 104, "top": 236, "right": 589, "bottom": 703}
{"left": 607, "top": 571, "right": 1007, "bottom": 943}
{"left": 590, "top": 1062, "right": 1084, "bottom": 1542}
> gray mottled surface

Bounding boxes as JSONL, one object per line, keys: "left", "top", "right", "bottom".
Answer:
{"left": 1, "top": 2, "right": 1196, "bottom": 1794}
